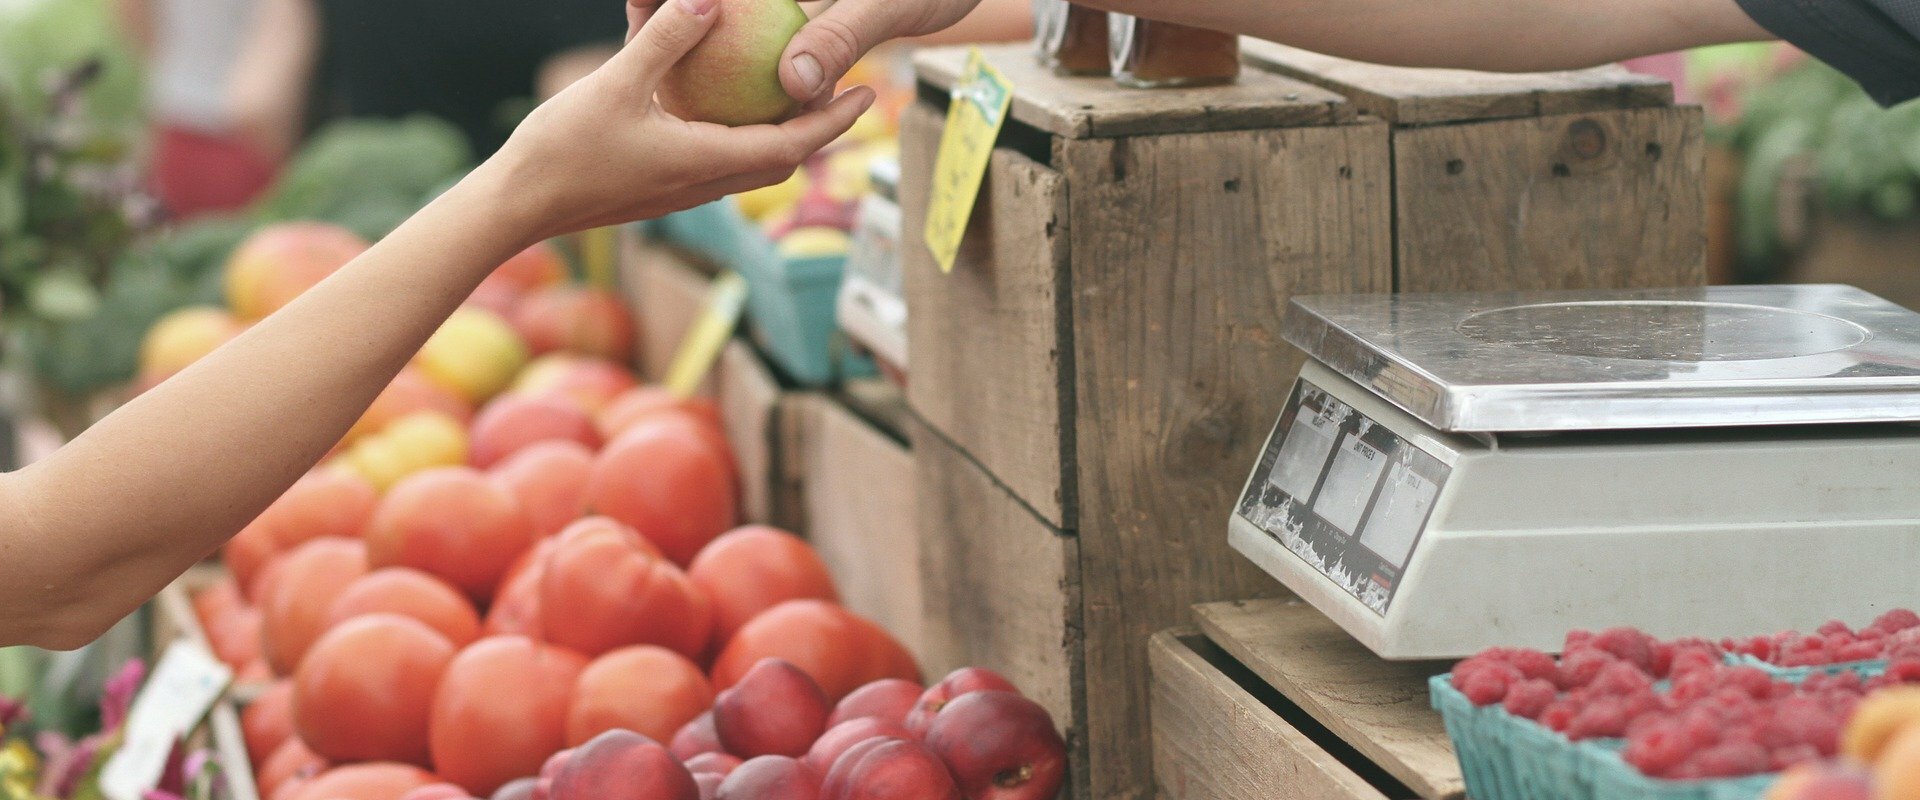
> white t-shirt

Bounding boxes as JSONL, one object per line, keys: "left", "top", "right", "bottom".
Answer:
{"left": 149, "top": 0, "right": 258, "bottom": 129}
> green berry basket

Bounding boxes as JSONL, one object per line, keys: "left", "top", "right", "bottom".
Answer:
{"left": 1430, "top": 675, "right": 1602, "bottom": 800}
{"left": 1585, "top": 746, "right": 1779, "bottom": 800}
{"left": 1722, "top": 653, "right": 1889, "bottom": 682}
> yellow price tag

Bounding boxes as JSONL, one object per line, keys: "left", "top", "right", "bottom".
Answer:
{"left": 925, "top": 48, "right": 1014, "bottom": 274}
{"left": 664, "top": 271, "right": 749, "bottom": 399}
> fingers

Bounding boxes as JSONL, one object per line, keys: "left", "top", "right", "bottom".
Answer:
{"left": 609, "top": 0, "right": 720, "bottom": 99}
{"left": 723, "top": 86, "right": 877, "bottom": 173}
{"left": 778, "top": 0, "right": 899, "bottom": 102}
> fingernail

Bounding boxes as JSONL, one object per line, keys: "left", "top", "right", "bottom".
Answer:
{"left": 677, "top": 0, "right": 714, "bottom": 15}
{"left": 792, "top": 53, "right": 824, "bottom": 97}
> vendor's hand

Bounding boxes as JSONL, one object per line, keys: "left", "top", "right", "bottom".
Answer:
{"left": 626, "top": 0, "right": 986, "bottom": 103}
{"left": 486, "top": 0, "right": 876, "bottom": 244}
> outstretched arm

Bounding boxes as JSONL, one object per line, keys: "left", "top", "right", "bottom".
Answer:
{"left": 0, "top": 0, "right": 876, "bottom": 651}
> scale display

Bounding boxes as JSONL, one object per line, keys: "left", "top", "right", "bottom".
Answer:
{"left": 1237, "top": 379, "right": 1450, "bottom": 615}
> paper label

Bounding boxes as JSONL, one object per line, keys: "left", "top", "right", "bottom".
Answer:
{"left": 664, "top": 270, "right": 748, "bottom": 398}
{"left": 99, "top": 642, "right": 232, "bottom": 800}
{"left": 924, "top": 48, "right": 1013, "bottom": 274}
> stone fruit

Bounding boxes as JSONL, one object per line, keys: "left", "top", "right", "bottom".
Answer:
{"left": 715, "top": 756, "right": 820, "bottom": 800}
{"left": 225, "top": 222, "right": 368, "bottom": 320}
{"left": 225, "top": 521, "right": 280, "bottom": 599}
{"left": 587, "top": 417, "right": 738, "bottom": 566}
{"left": 550, "top": 730, "right": 699, "bottom": 800}
{"left": 468, "top": 393, "right": 600, "bottom": 469}
{"left": 253, "top": 469, "right": 380, "bottom": 550}
{"left": 671, "top": 712, "right": 725, "bottom": 761}
{"left": 327, "top": 568, "right": 482, "bottom": 647}
{"left": 262, "top": 538, "right": 369, "bottom": 675}
{"left": 431, "top": 636, "right": 588, "bottom": 795}
{"left": 205, "top": 603, "right": 264, "bottom": 672}
{"left": 923, "top": 692, "right": 1066, "bottom": 800}
{"left": 477, "top": 243, "right": 568, "bottom": 298}
{"left": 485, "top": 538, "right": 556, "bottom": 637}
{"left": 714, "top": 659, "right": 832, "bottom": 758}
{"left": 829, "top": 680, "right": 922, "bottom": 728}
{"left": 348, "top": 367, "right": 473, "bottom": 445}
{"left": 713, "top": 600, "right": 921, "bottom": 702}
{"left": 417, "top": 308, "right": 529, "bottom": 404}
{"left": 1843, "top": 686, "right": 1920, "bottom": 762}
{"left": 820, "top": 738, "right": 959, "bottom": 800}
{"left": 594, "top": 389, "right": 728, "bottom": 459}
{"left": 1767, "top": 763, "right": 1873, "bottom": 799}
{"left": 342, "top": 412, "right": 471, "bottom": 491}
{"left": 285, "top": 763, "right": 437, "bottom": 800}
{"left": 488, "top": 441, "right": 595, "bottom": 538}
{"left": 366, "top": 467, "right": 535, "bottom": 602}
{"left": 138, "top": 306, "right": 243, "bottom": 385}
{"left": 567, "top": 645, "right": 714, "bottom": 745}
{"left": 511, "top": 286, "right": 636, "bottom": 362}
{"left": 243, "top": 681, "right": 296, "bottom": 767}
{"left": 294, "top": 614, "right": 455, "bottom": 765}
{"left": 694, "top": 773, "right": 722, "bottom": 800}
{"left": 685, "top": 753, "right": 743, "bottom": 777}
{"left": 538, "top": 518, "right": 711, "bottom": 658}
{"left": 258, "top": 738, "right": 330, "bottom": 798}
{"left": 655, "top": 0, "right": 808, "bottom": 127}
{"left": 513, "top": 355, "right": 639, "bottom": 414}
{"left": 400, "top": 785, "right": 474, "bottom": 800}
{"left": 689, "top": 525, "right": 838, "bottom": 645}
{"left": 806, "top": 718, "right": 913, "bottom": 776}
{"left": 1876, "top": 724, "right": 1920, "bottom": 800}
{"left": 905, "top": 668, "right": 1020, "bottom": 737}
{"left": 491, "top": 779, "right": 537, "bottom": 800}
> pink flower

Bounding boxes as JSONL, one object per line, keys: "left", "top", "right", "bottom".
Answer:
{"left": 0, "top": 695, "right": 27, "bottom": 729}
{"left": 102, "top": 659, "right": 147, "bottom": 732}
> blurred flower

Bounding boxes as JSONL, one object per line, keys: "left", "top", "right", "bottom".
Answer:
{"left": 0, "top": 696, "right": 26, "bottom": 731}
{"left": 101, "top": 660, "right": 145, "bottom": 732}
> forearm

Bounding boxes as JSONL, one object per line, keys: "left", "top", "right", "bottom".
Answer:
{"left": 1076, "top": 0, "right": 1770, "bottom": 72}
{"left": 0, "top": 166, "right": 535, "bottom": 649}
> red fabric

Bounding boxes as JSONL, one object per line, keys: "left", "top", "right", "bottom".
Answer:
{"left": 150, "top": 124, "right": 280, "bottom": 219}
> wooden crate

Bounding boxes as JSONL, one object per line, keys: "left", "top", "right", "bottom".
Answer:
{"left": 902, "top": 43, "right": 1705, "bottom": 800}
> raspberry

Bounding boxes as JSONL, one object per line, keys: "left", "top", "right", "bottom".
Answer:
{"left": 1817, "top": 620, "right": 1855, "bottom": 638}
{"left": 1623, "top": 721, "right": 1696, "bottom": 777}
{"left": 1680, "top": 740, "right": 1770, "bottom": 778}
{"left": 1592, "top": 627, "right": 1658, "bottom": 672}
{"left": 1459, "top": 662, "right": 1521, "bottom": 706}
{"left": 1502, "top": 678, "right": 1557, "bottom": 720}
{"left": 1869, "top": 658, "right": 1920, "bottom": 690}
{"left": 1653, "top": 639, "right": 1721, "bottom": 678}
{"left": 1837, "top": 640, "right": 1885, "bottom": 662}
{"left": 1539, "top": 698, "right": 1578, "bottom": 732}
{"left": 1566, "top": 695, "right": 1632, "bottom": 740}
{"left": 1563, "top": 629, "right": 1594, "bottom": 653}
{"left": 1723, "top": 667, "right": 1779, "bottom": 700}
{"left": 1872, "top": 609, "right": 1920, "bottom": 634}
{"left": 1768, "top": 744, "right": 1822, "bottom": 772}
{"left": 1505, "top": 649, "right": 1560, "bottom": 683}
{"left": 1589, "top": 661, "right": 1655, "bottom": 698}
{"left": 1759, "top": 696, "right": 1842, "bottom": 753}
{"left": 1559, "top": 649, "right": 1620, "bottom": 689}
{"left": 1666, "top": 648, "right": 1721, "bottom": 678}
{"left": 1732, "top": 635, "right": 1777, "bottom": 662}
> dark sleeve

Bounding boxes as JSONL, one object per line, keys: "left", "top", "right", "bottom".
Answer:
{"left": 1734, "top": 0, "right": 1920, "bottom": 106}
{"left": 545, "top": 0, "right": 627, "bottom": 53}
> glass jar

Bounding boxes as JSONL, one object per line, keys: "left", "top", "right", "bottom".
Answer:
{"left": 1037, "top": 1, "right": 1110, "bottom": 76}
{"left": 1108, "top": 13, "right": 1240, "bottom": 88}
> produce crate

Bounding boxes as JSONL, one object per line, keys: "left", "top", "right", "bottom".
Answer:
{"left": 153, "top": 568, "right": 268, "bottom": 800}
{"left": 902, "top": 43, "right": 1703, "bottom": 800}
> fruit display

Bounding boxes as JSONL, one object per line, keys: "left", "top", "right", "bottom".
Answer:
{"left": 167, "top": 238, "right": 1069, "bottom": 800}
{"left": 657, "top": 0, "right": 810, "bottom": 126}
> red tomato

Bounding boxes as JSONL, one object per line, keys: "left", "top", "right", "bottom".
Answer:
{"left": 487, "top": 441, "right": 594, "bottom": 539}
{"left": 688, "top": 526, "right": 839, "bottom": 646}
{"left": 262, "top": 538, "right": 369, "bottom": 675}
{"left": 430, "top": 636, "right": 587, "bottom": 795}
{"left": 328, "top": 568, "right": 482, "bottom": 647}
{"left": 258, "top": 469, "right": 380, "bottom": 550}
{"left": 294, "top": 614, "right": 456, "bottom": 765}
{"left": 585, "top": 418, "right": 737, "bottom": 566}
{"left": 227, "top": 520, "right": 282, "bottom": 600}
{"left": 567, "top": 646, "right": 713, "bottom": 745}
{"left": 365, "top": 468, "right": 534, "bottom": 603}
{"left": 286, "top": 763, "right": 437, "bottom": 800}
{"left": 711, "top": 600, "right": 921, "bottom": 702}
{"left": 256, "top": 737, "right": 329, "bottom": 799}
{"left": 537, "top": 519, "right": 711, "bottom": 659}
{"left": 243, "top": 681, "right": 295, "bottom": 768}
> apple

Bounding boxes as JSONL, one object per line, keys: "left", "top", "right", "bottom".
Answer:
{"left": 923, "top": 692, "right": 1065, "bottom": 800}
{"left": 904, "top": 668, "right": 1020, "bottom": 737}
{"left": 656, "top": 0, "right": 808, "bottom": 126}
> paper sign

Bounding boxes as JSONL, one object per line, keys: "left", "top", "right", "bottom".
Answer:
{"left": 100, "top": 641, "right": 232, "bottom": 800}
{"left": 664, "top": 270, "right": 749, "bottom": 398}
{"left": 924, "top": 48, "right": 1013, "bottom": 274}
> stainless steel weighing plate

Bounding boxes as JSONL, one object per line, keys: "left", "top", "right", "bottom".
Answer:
{"left": 1281, "top": 284, "right": 1920, "bottom": 433}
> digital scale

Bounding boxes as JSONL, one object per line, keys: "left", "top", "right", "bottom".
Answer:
{"left": 1229, "top": 284, "right": 1920, "bottom": 660}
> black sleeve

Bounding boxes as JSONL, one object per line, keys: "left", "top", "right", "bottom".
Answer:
{"left": 1734, "top": 0, "right": 1920, "bottom": 106}
{"left": 545, "top": 0, "right": 627, "bottom": 53}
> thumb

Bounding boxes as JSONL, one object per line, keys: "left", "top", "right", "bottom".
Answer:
{"left": 778, "top": 0, "right": 896, "bottom": 102}
{"left": 612, "top": 0, "right": 720, "bottom": 98}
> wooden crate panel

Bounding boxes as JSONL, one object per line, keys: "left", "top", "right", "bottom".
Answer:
{"left": 714, "top": 341, "right": 784, "bottom": 525}
{"left": 1393, "top": 107, "right": 1707, "bottom": 292}
{"left": 1194, "top": 600, "right": 1463, "bottom": 800}
{"left": 619, "top": 241, "right": 716, "bottom": 390}
{"left": 795, "top": 395, "right": 924, "bottom": 656}
{"left": 1151, "top": 630, "right": 1390, "bottom": 800}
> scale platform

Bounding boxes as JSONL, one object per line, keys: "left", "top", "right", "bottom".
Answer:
{"left": 1229, "top": 284, "right": 1920, "bottom": 659}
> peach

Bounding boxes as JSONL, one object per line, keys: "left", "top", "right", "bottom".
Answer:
{"left": 819, "top": 738, "right": 958, "bottom": 800}
{"left": 535, "top": 750, "right": 573, "bottom": 800}
{"left": 348, "top": 367, "right": 473, "bottom": 446}
{"left": 655, "top": 0, "right": 808, "bottom": 126}
{"left": 923, "top": 692, "right": 1066, "bottom": 800}
{"left": 551, "top": 730, "right": 699, "bottom": 800}
{"left": 587, "top": 419, "right": 738, "bottom": 566}
{"left": 478, "top": 243, "right": 568, "bottom": 297}
{"left": 511, "top": 286, "right": 636, "bottom": 363}
{"left": 514, "top": 356, "right": 639, "bottom": 415}
{"left": 469, "top": 394, "right": 600, "bottom": 469}
{"left": 489, "top": 441, "right": 595, "bottom": 538}
{"left": 685, "top": 753, "right": 743, "bottom": 778}
{"left": 695, "top": 773, "right": 722, "bottom": 800}
{"left": 714, "top": 659, "right": 832, "bottom": 759}
{"left": 537, "top": 519, "right": 711, "bottom": 658}
{"left": 418, "top": 308, "right": 530, "bottom": 404}
{"left": 138, "top": 306, "right": 244, "bottom": 384}
{"left": 904, "top": 668, "right": 1019, "bottom": 737}
{"left": 431, "top": 637, "right": 588, "bottom": 796}
{"left": 225, "top": 222, "right": 368, "bottom": 320}
{"left": 1843, "top": 686, "right": 1920, "bottom": 762}
{"left": 689, "top": 526, "right": 838, "bottom": 646}
{"left": 327, "top": 567, "right": 482, "bottom": 647}
{"left": 293, "top": 614, "right": 456, "bottom": 765}
{"left": 491, "top": 778, "right": 537, "bottom": 800}
{"left": 1876, "top": 725, "right": 1920, "bottom": 800}
{"left": 805, "top": 719, "right": 912, "bottom": 777}
{"left": 400, "top": 785, "right": 475, "bottom": 800}
{"left": 342, "top": 412, "right": 471, "bottom": 492}
{"left": 714, "top": 756, "right": 821, "bottom": 800}
{"left": 829, "top": 680, "right": 922, "bottom": 728}
{"left": 366, "top": 467, "right": 535, "bottom": 602}
{"left": 255, "top": 469, "right": 380, "bottom": 550}
{"left": 671, "top": 712, "right": 724, "bottom": 761}
{"left": 567, "top": 646, "right": 714, "bottom": 746}
{"left": 262, "top": 538, "right": 369, "bottom": 675}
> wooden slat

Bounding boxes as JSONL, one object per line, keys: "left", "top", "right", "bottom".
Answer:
{"left": 1242, "top": 40, "right": 1672, "bottom": 126}
{"left": 1152, "top": 630, "right": 1391, "bottom": 800}
{"left": 1194, "top": 600, "right": 1463, "bottom": 800}
{"left": 901, "top": 103, "right": 1074, "bottom": 528}
{"left": 915, "top": 45, "right": 1352, "bottom": 140}
{"left": 1060, "top": 119, "right": 1393, "bottom": 800}
{"left": 714, "top": 341, "right": 784, "bottom": 525}
{"left": 795, "top": 395, "right": 925, "bottom": 657}
{"left": 836, "top": 378, "right": 910, "bottom": 443}
{"left": 620, "top": 243, "right": 718, "bottom": 392}
{"left": 911, "top": 418, "right": 1078, "bottom": 741}
{"left": 1393, "top": 106, "right": 1707, "bottom": 291}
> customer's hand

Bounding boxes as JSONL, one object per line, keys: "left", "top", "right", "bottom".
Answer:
{"left": 626, "top": 0, "right": 987, "bottom": 104}
{"left": 485, "top": 0, "right": 877, "bottom": 244}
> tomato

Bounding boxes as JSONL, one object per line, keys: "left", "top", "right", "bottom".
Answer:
{"left": 244, "top": 681, "right": 296, "bottom": 768}
{"left": 487, "top": 442, "right": 594, "bottom": 539}
{"left": 262, "top": 538, "right": 369, "bottom": 675}
{"left": 257, "top": 737, "right": 329, "bottom": 799}
{"left": 206, "top": 604, "right": 264, "bottom": 671}
{"left": 430, "top": 636, "right": 587, "bottom": 795}
{"left": 566, "top": 646, "right": 713, "bottom": 746}
{"left": 595, "top": 387, "right": 724, "bottom": 444}
{"left": 483, "top": 539, "right": 554, "bottom": 638}
{"left": 365, "top": 468, "right": 534, "bottom": 603}
{"left": 585, "top": 418, "right": 737, "bottom": 566}
{"left": 287, "top": 763, "right": 438, "bottom": 800}
{"left": 258, "top": 469, "right": 380, "bottom": 550}
{"left": 294, "top": 614, "right": 456, "bottom": 765}
{"left": 193, "top": 577, "right": 245, "bottom": 628}
{"left": 328, "top": 568, "right": 482, "bottom": 647}
{"left": 538, "top": 519, "right": 711, "bottom": 659}
{"left": 711, "top": 600, "right": 921, "bottom": 702}
{"left": 688, "top": 526, "right": 839, "bottom": 646}
{"left": 227, "top": 520, "right": 282, "bottom": 600}
{"left": 468, "top": 394, "right": 601, "bottom": 469}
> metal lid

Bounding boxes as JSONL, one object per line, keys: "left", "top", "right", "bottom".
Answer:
{"left": 1282, "top": 284, "right": 1920, "bottom": 433}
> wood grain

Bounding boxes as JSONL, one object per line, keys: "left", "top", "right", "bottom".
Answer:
{"left": 795, "top": 395, "right": 925, "bottom": 657}
{"left": 620, "top": 243, "right": 719, "bottom": 393}
{"left": 1242, "top": 40, "right": 1672, "bottom": 126}
{"left": 714, "top": 341, "right": 783, "bottom": 525}
{"left": 1195, "top": 600, "right": 1463, "bottom": 800}
{"left": 1061, "top": 120, "right": 1392, "bottom": 800}
{"left": 915, "top": 45, "right": 1352, "bottom": 140}
{"left": 1151, "top": 630, "right": 1390, "bottom": 800}
{"left": 1393, "top": 107, "right": 1707, "bottom": 291}
{"left": 901, "top": 103, "right": 1075, "bottom": 527}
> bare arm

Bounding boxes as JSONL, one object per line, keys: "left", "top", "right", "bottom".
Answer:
{"left": 227, "top": 0, "right": 320, "bottom": 158}
{"left": 0, "top": 0, "right": 875, "bottom": 651}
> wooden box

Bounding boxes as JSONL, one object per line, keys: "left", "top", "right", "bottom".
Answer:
{"left": 901, "top": 43, "right": 1703, "bottom": 799}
